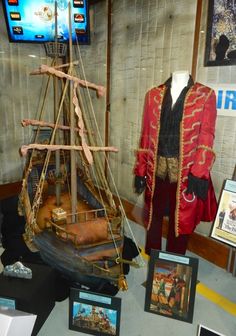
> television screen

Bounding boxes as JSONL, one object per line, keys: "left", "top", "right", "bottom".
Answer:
{"left": 2, "top": 0, "right": 90, "bottom": 44}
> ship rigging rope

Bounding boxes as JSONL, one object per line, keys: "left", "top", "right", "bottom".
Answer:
{"left": 70, "top": 41, "right": 122, "bottom": 259}
{"left": 25, "top": 39, "right": 144, "bottom": 267}
{"left": 71, "top": 42, "right": 114, "bottom": 209}
{"left": 73, "top": 41, "right": 123, "bottom": 259}
{"left": 74, "top": 87, "right": 122, "bottom": 259}
{"left": 74, "top": 37, "right": 145, "bottom": 267}
{"left": 21, "top": 59, "right": 54, "bottom": 185}
{"left": 70, "top": 75, "right": 122, "bottom": 259}
{"left": 20, "top": 58, "right": 56, "bottom": 230}
{"left": 31, "top": 75, "right": 71, "bottom": 218}
{"left": 68, "top": 2, "right": 122, "bottom": 270}
{"left": 75, "top": 86, "right": 115, "bottom": 210}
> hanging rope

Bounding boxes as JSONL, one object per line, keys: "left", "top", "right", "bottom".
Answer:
{"left": 73, "top": 32, "right": 145, "bottom": 267}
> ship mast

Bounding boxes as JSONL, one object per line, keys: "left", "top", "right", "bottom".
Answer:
{"left": 68, "top": 1, "right": 77, "bottom": 223}
{"left": 54, "top": 1, "right": 61, "bottom": 207}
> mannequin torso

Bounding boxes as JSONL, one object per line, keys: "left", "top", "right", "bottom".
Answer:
{"left": 171, "top": 70, "right": 190, "bottom": 105}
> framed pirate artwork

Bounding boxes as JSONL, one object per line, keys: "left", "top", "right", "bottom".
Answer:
{"left": 144, "top": 250, "right": 198, "bottom": 323}
{"left": 69, "top": 288, "right": 121, "bottom": 336}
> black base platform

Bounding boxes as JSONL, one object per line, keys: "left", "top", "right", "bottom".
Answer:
{"left": 0, "top": 263, "right": 55, "bottom": 335}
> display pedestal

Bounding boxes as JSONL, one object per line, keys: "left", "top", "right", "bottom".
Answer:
{"left": 0, "top": 263, "right": 55, "bottom": 336}
{"left": 0, "top": 308, "right": 36, "bottom": 336}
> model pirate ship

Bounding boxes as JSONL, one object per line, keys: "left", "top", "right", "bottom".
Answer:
{"left": 18, "top": 2, "right": 140, "bottom": 291}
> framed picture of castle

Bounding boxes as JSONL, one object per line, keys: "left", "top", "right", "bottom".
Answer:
{"left": 69, "top": 288, "right": 121, "bottom": 336}
{"left": 144, "top": 250, "right": 198, "bottom": 323}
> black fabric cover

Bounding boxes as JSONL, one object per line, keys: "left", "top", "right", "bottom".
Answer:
{"left": 122, "top": 236, "right": 141, "bottom": 275}
{"left": 0, "top": 195, "right": 43, "bottom": 265}
{"left": 0, "top": 263, "right": 55, "bottom": 336}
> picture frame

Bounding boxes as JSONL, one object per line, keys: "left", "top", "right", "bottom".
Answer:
{"left": 197, "top": 324, "right": 226, "bottom": 336}
{"left": 210, "top": 179, "right": 236, "bottom": 248}
{"left": 69, "top": 288, "right": 121, "bottom": 336}
{"left": 204, "top": 0, "right": 236, "bottom": 67}
{"left": 144, "top": 250, "right": 199, "bottom": 323}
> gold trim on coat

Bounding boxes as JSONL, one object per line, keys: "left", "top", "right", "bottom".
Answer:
{"left": 197, "top": 145, "right": 215, "bottom": 154}
{"left": 175, "top": 86, "right": 194, "bottom": 236}
{"left": 147, "top": 88, "right": 166, "bottom": 230}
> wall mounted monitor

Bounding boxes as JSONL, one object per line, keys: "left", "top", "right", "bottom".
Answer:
{"left": 2, "top": 0, "right": 90, "bottom": 44}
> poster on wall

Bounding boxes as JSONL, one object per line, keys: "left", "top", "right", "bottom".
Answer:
{"left": 206, "top": 84, "right": 236, "bottom": 117}
{"left": 204, "top": 0, "right": 236, "bottom": 66}
{"left": 211, "top": 179, "right": 236, "bottom": 248}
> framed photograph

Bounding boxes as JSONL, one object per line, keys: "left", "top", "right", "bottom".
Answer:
{"left": 144, "top": 250, "right": 199, "bottom": 323}
{"left": 197, "top": 324, "right": 226, "bottom": 336}
{"left": 204, "top": 0, "right": 236, "bottom": 66}
{"left": 211, "top": 179, "right": 236, "bottom": 248}
{"left": 69, "top": 288, "right": 121, "bottom": 336}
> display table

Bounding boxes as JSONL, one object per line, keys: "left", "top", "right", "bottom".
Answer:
{"left": 0, "top": 263, "right": 55, "bottom": 336}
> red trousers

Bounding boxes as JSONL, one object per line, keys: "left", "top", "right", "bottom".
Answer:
{"left": 145, "top": 177, "right": 189, "bottom": 255}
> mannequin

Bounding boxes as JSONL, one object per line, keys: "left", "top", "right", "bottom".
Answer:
{"left": 134, "top": 72, "right": 217, "bottom": 256}
{"left": 171, "top": 70, "right": 190, "bottom": 105}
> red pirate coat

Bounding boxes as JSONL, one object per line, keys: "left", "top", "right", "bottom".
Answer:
{"left": 134, "top": 82, "right": 217, "bottom": 236}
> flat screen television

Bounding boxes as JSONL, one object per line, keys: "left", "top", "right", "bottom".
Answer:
{"left": 2, "top": 0, "right": 90, "bottom": 44}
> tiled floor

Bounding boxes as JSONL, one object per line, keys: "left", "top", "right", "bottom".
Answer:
{"left": 1, "top": 222, "right": 236, "bottom": 336}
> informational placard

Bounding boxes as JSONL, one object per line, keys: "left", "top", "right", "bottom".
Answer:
{"left": 0, "top": 297, "right": 16, "bottom": 310}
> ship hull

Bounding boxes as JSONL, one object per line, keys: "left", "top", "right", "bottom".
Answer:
{"left": 34, "top": 230, "right": 123, "bottom": 286}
